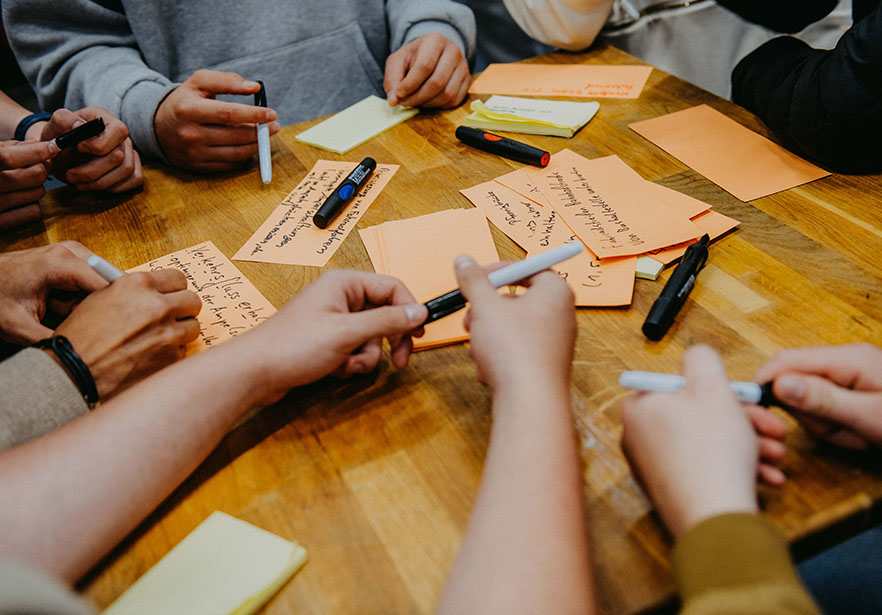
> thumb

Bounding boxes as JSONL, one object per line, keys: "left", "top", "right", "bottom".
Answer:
{"left": 454, "top": 254, "right": 498, "bottom": 306}
{"left": 188, "top": 70, "right": 260, "bottom": 95}
{"left": 345, "top": 302, "right": 427, "bottom": 344}
{"left": 1, "top": 308, "right": 54, "bottom": 345}
{"left": 774, "top": 373, "right": 882, "bottom": 441}
{"left": 44, "top": 255, "right": 108, "bottom": 293}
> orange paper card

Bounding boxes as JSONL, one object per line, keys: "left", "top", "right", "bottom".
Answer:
{"left": 461, "top": 180, "right": 635, "bottom": 306}
{"left": 533, "top": 150, "right": 701, "bottom": 258}
{"left": 629, "top": 105, "right": 830, "bottom": 201}
{"left": 469, "top": 64, "right": 653, "bottom": 99}
{"left": 646, "top": 210, "right": 741, "bottom": 265}
{"left": 130, "top": 241, "right": 276, "bottom": 355}
{"left": 371, "top": 209, "right": 500, "bottom": 350}
{"left": 234, "top": 160, "right": 397, "bottom": 266}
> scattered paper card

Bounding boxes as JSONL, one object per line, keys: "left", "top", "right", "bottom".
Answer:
{"left": 532, "top": 150, "right": 702, "bottom": 258}
{"left": 102, "top": 511, "right": 306, "bottom": 615}
{"left": 461, "top": 180, "right": 635, "bottom": 306}
{"left": 234, "top": 160, "right": 397, "bottom": 267}
{"left": 295, "top": 95, "right": 418, "bottom": 154}
{"left": 469, "top": 64, "right": 652, "bottom": 99}
{"left": 130, "top": 241, "right": 276, "bottom": 355}
{"left": 629, "top": 104, "right": 830, "bottom": 201}
{"left": 645, "top": 209, "right": 741, "bottom": 265}
{"left": 360, "top": 209, "right": 500, "bottom": 350}
{"left": 463, "top": 95, "right": 599, "bottom": 138}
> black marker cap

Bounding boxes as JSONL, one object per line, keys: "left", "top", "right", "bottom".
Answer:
{"left": 455, "top": 126, "right": 550, "bottom": 167}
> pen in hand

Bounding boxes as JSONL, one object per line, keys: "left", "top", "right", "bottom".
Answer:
{"left": 619, "top": 370, "right": 780, "bottom": 406}
{"left": 87, "top": 254, "right": 125, "bottom": 282}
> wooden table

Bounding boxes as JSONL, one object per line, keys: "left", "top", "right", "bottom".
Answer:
{"left": 3, "top": 45, "right": 882, "bottom": 614}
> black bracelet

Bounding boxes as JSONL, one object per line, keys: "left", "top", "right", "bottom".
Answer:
{"left": 13, "top": 111, "right": 52, "bottom": 141}
{"left": 35, "top": 335, "right": 99, "bottom": 408}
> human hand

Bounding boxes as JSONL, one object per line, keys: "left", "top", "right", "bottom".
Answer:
{"left": 755, "top": 344, "right": 882, "bottom": 450}
{"left": 233, "top": 270, "right": 427, "bottom": 406}
{"left": 0, "top": 140, "right": 58, "bottom": 231}
{"left": 384, "top": 33, "right": 471, "bottom": 108}
{"left": 0, "top": 242, "right": 107, "bottom": 344}
{"left": 155, "top": 70, "right": 281, "bottom": 173}
{"left": 55, "top": 270, "right": 201, "bottom": 399}
{"left": 39, "top": 107, "right": 143, "bottom": 194}
{"left": 454, "top": 254, "right": 576, "bottom": 393}
{"left": 621, "top": 345, "right": 788, "bottom": 538}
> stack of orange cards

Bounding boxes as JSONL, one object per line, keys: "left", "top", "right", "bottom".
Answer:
{"left": 460, "top": 149, "right": 741, "bottom": 305}
{"left": 359, "top": 209, "right": 500, "bottom": 351}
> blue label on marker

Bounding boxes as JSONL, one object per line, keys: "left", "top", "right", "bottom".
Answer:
{"left": 338, "top": 184, "right": 355, "bottom": 199}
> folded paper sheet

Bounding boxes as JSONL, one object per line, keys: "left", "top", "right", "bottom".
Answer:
{"left": 531, "top": 150, "right": 702, "bottom": 258}
{"left": 629, "top": 105, "right": 830, "bottom": 201}
{"left": 295, "top": 95, "right": 418, "bottom": 154}
{"left": 469, "top": 64, "right": 652, "bottom": 99}
{"left": 463, "top": 95, "right": 599, "bottom": 137}
{"left": 129, "top": 241, "right": 276, "bottom": 355}
{"left": 234, "top": 160, "right": 397, "bottom": 267}
{"left": 102, "top": 511, "right": 307, "bottom": 615}
{"left": 460, "top": 181, "right": 635, "bottom": 306}
{"left": 359, "top": 209, "right": 500, "bottom": 350}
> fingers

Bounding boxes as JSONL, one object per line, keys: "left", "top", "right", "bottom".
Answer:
{"left": 389, "top": 35, "right": 447, "bottom": 106}
{"left": 188, "top": 69, "right": 262, "bottom": 96}
{"left": 106, "top": 148, "right": 144, "bottom": 194}
{"left": 680, "top": 344, "right": 732, "bottom": 398}
{"left": 758, "top": 463, "right": 786, "bottom": 486}
{"left": 0, "top": 186, "right": 45, "bottom": 210}
{"left": 139, "top": 268, "right": 189, "bottom": 293}
{"left": 384, "top": 46, "right": 410, "bottom": 106}
{"left": 343, "top": 337, "right": 384, "bottom": 375}
{"left": 163, "top": 289, "right": 202, "bottom": 320}
{"left": 399, "top": 43, "right": 464, "bottom": 107}
{"left": 756, "top": 344, "right": 882, "bottom": 390}
{"left": 335, "top": 269, "right": 420, "bottom": 312}
{"left": 454, "top": 254, "right": 499, "bottom": 305}
{"left": 43, "top": 243, "right": 108, "bottom": 292}
{"left": 0, "top": 308, "right": 54, "bottom": 345}
{"left": 66, "top": 141, "right": 129, "bottom": 187}
{"left": 182, "top": 97, "right": 276, "bottom": 126}
{"left": 171, "top": 317, "right": 201, "bottom": 346}
{"left": 745, "top": 405, "right": 789, "bottom": 440}
{"left": 71, "top": 107, "right": 129, "bottom": 156}
{"left": 0, "top": 141, "right": 58, "bottom": 170}
{"left": 0, "top": 203, "right": 41, "bottom": 231}
{"left": 345, "top": 302, "right": 428, "bottom": 346}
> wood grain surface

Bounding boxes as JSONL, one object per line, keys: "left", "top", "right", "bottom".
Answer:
{"left": 3, "top": 45, "right": 882, "bottom": 614}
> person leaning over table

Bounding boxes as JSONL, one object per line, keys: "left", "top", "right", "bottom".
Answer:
{"left": 454, "top": 0, "right": 849, "bottom": 98}
{"left": 714, "top": 0, "right": 882, "bottom": 173}
{"left": 2, "top": 0, "right": 476, "bottom": 174}
{"left": 0, "top": 241, "right": 201, "bottom": 451}
{"left": 0, "top": 91, "right": 143, "bottom": 232}
{"left": 0, "top": 255, "right": 600, "bottom": 614}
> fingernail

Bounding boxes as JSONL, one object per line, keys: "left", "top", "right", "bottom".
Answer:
{"left": 775, "top": 375, "right": 804, "bottom": 403}
{"left": 388, "top": 95, "right": 398, "bottom": 106}
{"left": 243, "top": 80, "right": 260, "bottom": 89}
{"left": 47, "top": 141, "right": 59, "bottom": 154}
{"left": 72, "top": 120, "right": 84, "bottom": 128}
{"left": 454, "top": 254, "right": 475, "bottom": 271}
{"left": 404, "top": 303, "right": 426, "bottom": 324}
{"left": 265, "top": 109, "right": 277, "bottom": 121}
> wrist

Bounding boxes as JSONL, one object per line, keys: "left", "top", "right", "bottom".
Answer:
{"left": 13, "top": 112, "right": 52, "bottom": 141}
{"left": 671, "top": 494, "right": 758, "bottom": 539}
{"left": 25, "top": 121, "right": 48, "bottom": 142}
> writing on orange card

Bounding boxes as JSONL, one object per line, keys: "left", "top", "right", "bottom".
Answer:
{"left": 129, "top": 241, "right": 276, "bottom": 355}
{"left": 533, "top": 150, "right": 701, "bottom": 258}
{"left": 494, "top": 168, "right": 550, "bottom": 207}
{"left": 461, "top": 181, "right": 635, "bottom": 306}
{"left": 469, "top": 64, "right": 653, "bottom": 99}
{"left": 629, "top": 105, "right": 829, "bottom": 202}
{"left": 234, "top": 160, "right": 397, "bottom": 266}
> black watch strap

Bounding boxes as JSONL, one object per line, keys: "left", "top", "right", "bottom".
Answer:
{"left": 14, "top": 111, "right": 52, "bottom": 141}
{"left": 35, "top": 335, "right": 100, "bottom": 408}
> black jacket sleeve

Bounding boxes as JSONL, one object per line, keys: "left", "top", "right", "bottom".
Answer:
{"left": 731, "top": 3, "right": 882, "bottom": 174}
{"left": 715, "top": 0, "right": 837, "bottom": 33}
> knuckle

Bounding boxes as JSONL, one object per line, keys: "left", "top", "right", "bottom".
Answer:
{"left": 416, "top": 59, "right": 435, "bottom": 73}
{"left": 0, "top": 150, "right": 12, "bottom": 167}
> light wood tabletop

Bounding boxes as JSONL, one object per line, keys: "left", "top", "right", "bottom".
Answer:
{"left": 3, "top": 45, "right": 882, "bottom": 614}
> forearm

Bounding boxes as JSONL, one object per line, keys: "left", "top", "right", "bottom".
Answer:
{"left": 438, "top": 379, "right": 594, "bottom": 614}
{"left": 502, "top": 0, "right": 613, "bottom": 50}
{"left": 0, "top": 341, "right": 266, "bottom": 583}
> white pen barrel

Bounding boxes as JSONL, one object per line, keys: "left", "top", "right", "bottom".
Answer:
{"left": 87, "top": 255, "right": 125, "bottom": 282}
{"left": 487, "top": 241, "right": 584, "bottom": 288}
{"left": 257, "top": 123, "right": 271, "bottom": 184}
{"left": 619, "top": 371, "right": 685, "bottom": 392}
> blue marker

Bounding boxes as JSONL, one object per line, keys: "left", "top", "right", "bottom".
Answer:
{"left": 313, "top": 157, "right": 376, "bottom": 229}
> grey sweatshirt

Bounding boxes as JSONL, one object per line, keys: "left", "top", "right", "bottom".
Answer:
{"left": 3, "top": 0, "right": 475, "bottom": 161}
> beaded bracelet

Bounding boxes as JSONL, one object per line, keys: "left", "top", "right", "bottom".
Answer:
{"left": 34, "top": 335, "right": 99, "bottom": 408}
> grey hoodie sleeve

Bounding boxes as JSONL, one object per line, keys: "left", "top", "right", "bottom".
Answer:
{"left": 3, "top": 0, "right": 177, "bottom": 161}
{"left": 386, "top": 0, "right": 477, "bottom": 61}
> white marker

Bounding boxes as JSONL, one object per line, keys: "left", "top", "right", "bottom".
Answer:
{"left": 423, "top": 241, "right": 585, "bottom": 323}
{"left": 254, "top": 81, "right": 272, "bottom": 184}
{"left": 87, "top": 254, "right": 125, "bottom": 282}
{"left": 619, "top": 371, "right": 777, "bottom": 406}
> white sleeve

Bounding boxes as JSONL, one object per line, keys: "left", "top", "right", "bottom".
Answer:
{"left": 501, "top": 0, "right": 615, "bottom": 50}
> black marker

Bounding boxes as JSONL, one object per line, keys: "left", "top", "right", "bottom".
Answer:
{"left": 455, "top": 126, "right": 550, "bottom": 167}
{"left": 52, "top": 117, "right": 105, "bottom": 150}
{"left": 313, "top": 157, "right": 376, "bottom": 229}
{"left": 642, "top": 234, "right": 710, "bottom": 341}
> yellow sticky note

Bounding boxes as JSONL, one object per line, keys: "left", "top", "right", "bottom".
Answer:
{"left": 102, "top": 512, "right": 307, "bottom": 615}
{"left": 463, "top": 95, "right": 599, "bottom": 137}
{"left": 635, "top": 256, "right": 665, "bottom": 281}
{"left": 295, "top": 95, "right": 418, "bottom": 154}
